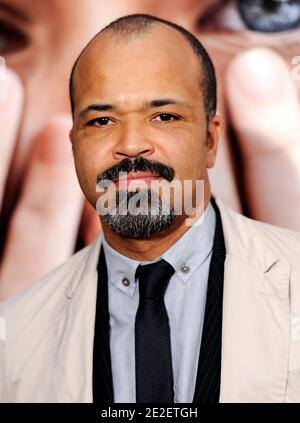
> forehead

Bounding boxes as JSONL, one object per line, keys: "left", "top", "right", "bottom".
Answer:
{"left": 73, "top": 24, "right": 203, "bottom": 111}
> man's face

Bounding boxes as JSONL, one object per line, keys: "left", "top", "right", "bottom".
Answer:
{"left": 70, "top": 25, "right": 221, "bottom": 237}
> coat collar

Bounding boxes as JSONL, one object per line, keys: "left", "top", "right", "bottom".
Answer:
{"left": 54, "top": 196, "right": 291, "bottom": 402}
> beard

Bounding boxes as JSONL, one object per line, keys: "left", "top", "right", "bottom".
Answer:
{"left": 96, "top": 157, "right": 176, "bottom": 239}
{"left": 100, "top": 187, "right": 176, "bottom": 239}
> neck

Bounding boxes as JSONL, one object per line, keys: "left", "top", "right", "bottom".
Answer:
{"left": 100, "top": 190, "right": 212, "bottom": 261}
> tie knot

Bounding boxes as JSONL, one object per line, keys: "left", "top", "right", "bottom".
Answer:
{"left": 135, "top": 258, "right": 175, "bottom": 300}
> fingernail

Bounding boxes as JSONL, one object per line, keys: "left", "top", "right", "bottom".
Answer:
{"left": 229, "top": 48, "right": 288, "bottom": 103}
{"left": 0, "top": 56, "right": 6, "bottom": 79}
{"left": 0, "top": 68, "right": 22, "bottom": 106}
{"left": 0, "top": 58, "right": 8, "bottom": 104}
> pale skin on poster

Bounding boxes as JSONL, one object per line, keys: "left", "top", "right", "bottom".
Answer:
{"left": 0, "top": 0, "right": 300, "bottom": 299}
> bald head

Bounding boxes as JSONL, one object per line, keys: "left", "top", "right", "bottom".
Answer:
{"left": 69, "top": 14, "right": 217, "bottom": 123}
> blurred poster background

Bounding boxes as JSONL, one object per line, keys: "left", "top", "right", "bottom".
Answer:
{"left": 0, "top": 0, "right": 300, "bottom": 295}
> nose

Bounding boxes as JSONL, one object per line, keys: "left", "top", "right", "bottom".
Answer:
{"left": 112, "top": 121, "right": 155, "bottom": 160}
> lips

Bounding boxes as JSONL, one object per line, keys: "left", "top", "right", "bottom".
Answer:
{"left": 113, "top": 172, "right": 161, "bottom": 183}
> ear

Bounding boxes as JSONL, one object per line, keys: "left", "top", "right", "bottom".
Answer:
{"left": 206, "top": 114, "right": 224, "bottom": 169}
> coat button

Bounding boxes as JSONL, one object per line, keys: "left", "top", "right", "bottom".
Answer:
{"left": 122, "top": 277, "right": 130, "bottom": 287}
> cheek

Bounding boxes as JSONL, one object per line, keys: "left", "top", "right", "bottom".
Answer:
{"left": 166, "top": 129, "right": 206, "bottom": 180}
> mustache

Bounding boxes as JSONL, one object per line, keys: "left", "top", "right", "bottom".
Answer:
{"left": 97, "top": 157, "right": 175, "bottom": 184}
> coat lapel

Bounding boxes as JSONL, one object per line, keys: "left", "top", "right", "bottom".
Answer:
{"left": 193, "top": 196, "right": 225, "bottom": 403}
{"left": 216, "top": 197, "right": 291, "bottom": 402}
{"left": 53, "top": 234, "right": 102, "bottom": 403}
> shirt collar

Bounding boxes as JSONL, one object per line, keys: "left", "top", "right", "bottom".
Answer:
{"left": 161, "top": 201, "right": 215, "bottom": 283}
{"left": 100, "top": 201, "right": 216, "bottom": 298}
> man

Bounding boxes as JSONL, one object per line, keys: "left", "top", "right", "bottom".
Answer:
{"left": 1, "top": 0, "right": 300, "bottom": 301}
{"left": 1, "top": 13, "right": 300, "bottom": 403}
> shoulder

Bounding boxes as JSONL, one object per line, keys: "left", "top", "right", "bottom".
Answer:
{"left": 0, "top": 235, "right": 101, "bottom": 400}
{"left": 0, "top": 239, "right": 96, "bottom": 331}
{"left": 215, "top": 196, "right": 300, "bottom": 266}
{"left": 242, "top": 210, "right": 300, "bottom": 257}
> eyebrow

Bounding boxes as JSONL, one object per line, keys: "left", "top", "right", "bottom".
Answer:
{"left": 0, "top": 1, "right": 31, "bottom": 24}
{"left": 146, "top": 99, "right": 188, "bottom": 108}
{"left": 78, "top": 98, "right": 191, "bottom": 119}
{"left": 78, "top": 103, "right": 116, "bottom": 120}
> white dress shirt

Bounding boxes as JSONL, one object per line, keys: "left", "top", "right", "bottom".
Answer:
{"left": 100, "top": 201, "right": 216, "bottom": 403}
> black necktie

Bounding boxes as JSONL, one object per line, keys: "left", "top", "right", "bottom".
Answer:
{"left": 135, "top": 258, "right": 175, "bottom": 403}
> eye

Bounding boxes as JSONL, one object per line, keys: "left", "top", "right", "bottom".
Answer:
{"left": 86, "top": 117, "right": 114, "bottom": 127}
{"left": 0, "top": 21, "right": 28, "bottom": 55}
{"left": 237, "top": 0, "right": 300, "bottom": 32}
{"left": 198, "top": 0, "right": 300, "bottom": 33}
{"left": 152, "top": 113, "right": 180, "bottom": 122}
